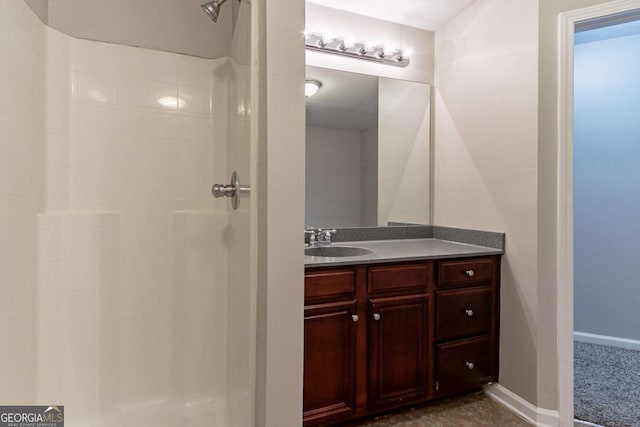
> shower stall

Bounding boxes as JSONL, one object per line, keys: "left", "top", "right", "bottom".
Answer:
{"left": 0, "top": 0, "right": 257, "bottom": 425}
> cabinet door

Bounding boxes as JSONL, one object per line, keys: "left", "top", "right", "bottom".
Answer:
{"left": 368, "top": 294, "right": 429, "bottom": 411}
{"left": 304, "top": 300, "right": 358, "bottom": 426}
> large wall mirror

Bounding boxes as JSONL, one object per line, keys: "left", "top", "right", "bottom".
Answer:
{"left": 305, "top": 66, "right": 431, "bottom": 228}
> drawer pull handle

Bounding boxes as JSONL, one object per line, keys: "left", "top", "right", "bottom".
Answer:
{"left": 465, "top": 270, "right": 475, "bottom": 277}
{"left": 465, "top": 309, "right": 474, "bottom": 317}
{"left": 465, "top": 361, "right": 475, "bottom": 370}
{"left": 373, "top": 313, "right": 381, "bottom": 321}
{"left": 352, "top": 314, "right": 359, "bottom": 323}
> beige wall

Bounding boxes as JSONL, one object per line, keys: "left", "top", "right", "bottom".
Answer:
{"left": 537, "top": 0, "right": 615, "bottom": 410}
{"left": 25, "top": 0, "right": 47, "bottom": 22}
{"left": 27, "top": 0, "right": 231, "bottom": 59}
{"left": 434, "top": 0, "right": 540, "bottom": 406}
{"left": 255, "top": 0, "right": 306, "bottom": 425}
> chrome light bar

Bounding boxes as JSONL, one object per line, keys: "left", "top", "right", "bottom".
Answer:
{"left": 305, "top": 33, "right": 411, "bottom": 68}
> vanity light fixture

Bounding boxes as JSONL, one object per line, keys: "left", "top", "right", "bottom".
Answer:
{"left": 305, "top": 80, "right": 322, "bottom": 97}
{"left": 305, "top": 33, "right": 410, "bottom": 68}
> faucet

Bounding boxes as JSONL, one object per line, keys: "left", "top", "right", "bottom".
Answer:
{"left": 316, "top": 229, "right": 337, "bottom": 246}
{"left": 305, "top": 228, "right": 337, "bottom": 246}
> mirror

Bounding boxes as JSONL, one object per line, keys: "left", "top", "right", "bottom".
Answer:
{"left": 305, "top": 66, "right": 431, "bottom": 228}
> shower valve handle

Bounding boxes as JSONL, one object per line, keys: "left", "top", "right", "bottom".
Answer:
{"left": 212, "top": 183, "right": 236, "bottom": 198}
{"left": 212, "top": 171, "right": 249, "bottom": 210}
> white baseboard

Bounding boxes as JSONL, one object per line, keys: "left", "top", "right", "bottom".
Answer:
{"left": 574, "top": 419, "right": 604, "bottom": 427}
{"left": 574, "top": 331, "right": 640, "bottom": 351}
{"left": 484, "top": 383, "right": 560, "bottom": 427}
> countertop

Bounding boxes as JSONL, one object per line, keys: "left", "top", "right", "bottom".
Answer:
{"left": 304, "top": 238, "right": 504, "bottom": 268}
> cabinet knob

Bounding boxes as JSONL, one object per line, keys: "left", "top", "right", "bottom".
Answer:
{"left": 373, "top": 313, "right": 381, "bottom": 321}
{"left": 352, "top": 314, "right": 359, "bottom": 323}
{"left": 465, "top": 270, "right": 475, "bottom": 277}
{"left": 465, "top": 309, "right": 474, "bottom": 317}
{"left": 465, "top": 361, "right": 474, "bottom": 370}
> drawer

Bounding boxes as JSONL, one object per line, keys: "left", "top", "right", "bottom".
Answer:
{"left": 437, "top": 286, "right": 492, "bottom": 341}
{"left": 437, "top": 336, "right": 492, "bottom": 396}
{"left": 438, "top": 258, "right": 493, "bottom": 288}
{"left": 368, "top": 263, "right": 431, "bottom": 295}
{"left": 305, "top": 269, "right": 356, "bottom": 303}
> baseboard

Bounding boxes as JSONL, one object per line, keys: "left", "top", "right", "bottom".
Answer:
{"left": 574, "top": 331, "right": 640, "bottom": 351}
{"left": 574, "top": 419, "right": 604, "bottom": 427}
{"left": 484, "top": 383, "right": 560, "bottom": 427}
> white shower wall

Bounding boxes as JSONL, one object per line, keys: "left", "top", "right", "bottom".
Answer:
{"left": 2, "top": 1, "right": 243, "bottom": 425}
{"left": 0, "top": 0, "right": 46, "bottom": 403}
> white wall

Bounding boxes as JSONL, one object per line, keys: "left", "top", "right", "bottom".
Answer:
{"left": 28, "top": 0, "right": 231, "bottom": 59}
{"left": 361, "top": 126, "right": 378, "bottom": 226}
{"left": 378, "top": 78, "right": 431, "bottom": 226}
{"left": 305, "top": 3, "right": 434, "bottom": 84}
{"left": 573, "top": 30, "right": 640, "bottom": 341}
{"left": 434, "top": 0, "right": 539, "bottom": 406}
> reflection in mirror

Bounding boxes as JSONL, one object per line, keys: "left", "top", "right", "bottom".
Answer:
{"left": 305, "top": 66, "right": 431, "bottom": 229}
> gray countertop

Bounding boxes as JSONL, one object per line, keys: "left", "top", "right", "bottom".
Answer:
{"left": 304, "top": 238, "right": 504, "bottom": 268}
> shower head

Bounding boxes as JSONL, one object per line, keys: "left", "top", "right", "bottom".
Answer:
{"left": 201, "top": 0, "right": 229, "bottom": 23}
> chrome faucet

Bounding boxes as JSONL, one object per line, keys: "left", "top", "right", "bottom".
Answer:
{"left": 305, "top": 228, "right": 337, "bottom": 246}
{"left": 316, "top": 229, "right": 337, "bottom": 246}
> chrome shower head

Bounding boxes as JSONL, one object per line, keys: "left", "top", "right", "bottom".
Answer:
{"left": 201, "top": 0, "right": 229, "bottom": 23}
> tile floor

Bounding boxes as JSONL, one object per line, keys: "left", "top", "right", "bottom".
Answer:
{"left": 357, "top": 392, "right": 532, "bottom": 426}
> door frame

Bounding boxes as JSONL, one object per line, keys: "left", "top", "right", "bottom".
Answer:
{"left": 557, "top": 1, "right": 640, "bottom": 425}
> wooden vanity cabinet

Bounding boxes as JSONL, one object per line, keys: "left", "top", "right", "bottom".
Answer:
{"left": 434, "top": 257, "right": 501, "bottom": 397}
{"left": 303, "top": 255, "right": 500, "bottom": 426}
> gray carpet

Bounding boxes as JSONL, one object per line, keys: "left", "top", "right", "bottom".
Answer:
{"left": 575, "top": 341, "right": 640, "bottom": 426}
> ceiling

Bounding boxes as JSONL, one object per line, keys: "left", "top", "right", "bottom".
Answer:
{"left": 305, "top": 0, "right": 477, "bottom": 31}
{"left": 306, "top": 66, "right": 378, "bottom": 130}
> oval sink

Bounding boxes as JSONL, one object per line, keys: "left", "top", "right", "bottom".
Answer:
{"left": 305, "top": 246, "right": 373, "bottom": 257}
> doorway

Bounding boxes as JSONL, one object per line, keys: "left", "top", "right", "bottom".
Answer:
{"left": 573, "top": 11, "right": 640, "bottom": 427}
{"left": 558, "top": 2, "right": 640, "bottom": 426}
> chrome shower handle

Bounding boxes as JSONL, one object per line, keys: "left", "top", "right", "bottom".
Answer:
{"left": 212, "top": 171, "right": 249, "bottom": 210}
{"left": 212, "top": 183, "right": 236, "bottom": 198}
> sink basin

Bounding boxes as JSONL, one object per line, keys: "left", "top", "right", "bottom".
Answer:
{"left": 304, "top": 246, "right": 373, "bottom": 257}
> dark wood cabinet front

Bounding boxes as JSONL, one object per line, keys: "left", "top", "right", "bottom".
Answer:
{"left": 438, "top": 258, "right": 493, "bottom": 287}
{"left": 368, "top": 295, "right": 429, "bottom": 411}
{"left": 304, "top": 255, "right": 500, "bottom": 426}
{"left": 436, "top": 286, "right": 492, "bottom": 341}
{"left": 303, "top": 300, "right": 358, "bottom": 426}
{"left": 436, "top": 336, "right": 492, "bottom": 395}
